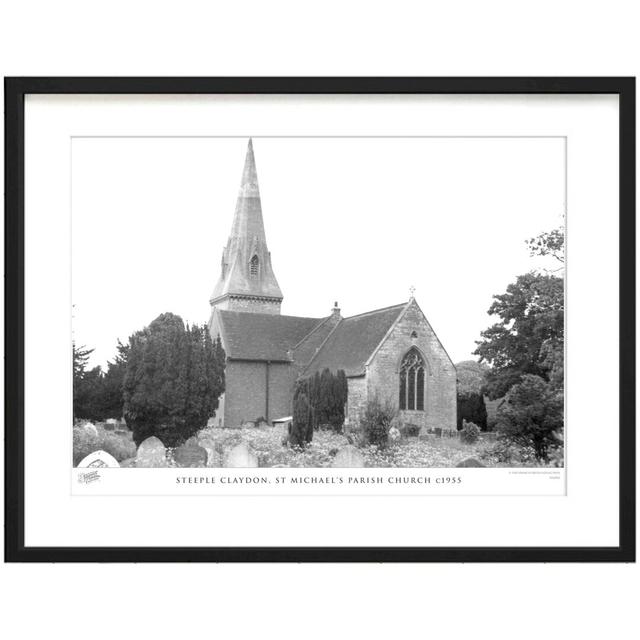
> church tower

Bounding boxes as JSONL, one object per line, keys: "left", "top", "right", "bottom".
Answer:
{"left": 210, "top": 139, "right": 283, "bottom": 315}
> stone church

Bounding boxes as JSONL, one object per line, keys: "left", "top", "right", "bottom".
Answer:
{"left": 208, "top": 139, "right": 456, "bottom": 432}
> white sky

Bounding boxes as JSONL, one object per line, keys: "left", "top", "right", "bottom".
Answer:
{"left": 72, "top": 136, "right": 565, "bottom": 369}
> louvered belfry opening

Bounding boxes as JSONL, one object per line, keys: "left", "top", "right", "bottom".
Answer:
{"left": 250, "top": 254, "right": 259, "bottom": 277}
{"left": 399, "top": 348, "right": 425, "bottom": 411}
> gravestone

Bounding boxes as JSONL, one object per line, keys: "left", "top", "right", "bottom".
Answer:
{"left": 332, "top": 445, "right": 365, "bottom": 468}
{"left": 174, "top": 441, "right": 208, "bottom": 468}
{"left": 82, "top": 422, "right": 99, "bottom": 438}
{"left": 198, "top": 439, "right": 222, "bottom": 467}
{"left": 136, "top": 436, "right": 168, "bottom": 468}
{"left": 77, "top": 450, "right": 119, "bottom": 468}
{"left": 456, "top": 457, "right": 485, "bottom": 468}
{"left": 224, "top": 442, "right": 259, "bottom": 468}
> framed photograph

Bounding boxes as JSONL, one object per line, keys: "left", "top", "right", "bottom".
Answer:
{"left": 5, "top": 77, "right": 635, "bottom": 562}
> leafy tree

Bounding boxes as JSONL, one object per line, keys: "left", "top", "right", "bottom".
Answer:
{"left": 455, "top": 360, "right": 489, "bottom": 395}
{"left": 526, "top": 223, "right": 565, "bottom": 266}
{"left": 123, "top": 313, "right": 225, "bottom": 446}
{"left": 73, "top": 342, "right": 93, "bottom": 380}
{"left": 496, "top": 374, "right": 563, "bottom": 461}
{"left": 73, "top": 342, "right": 107, "bottom": 421}
{"left": 474, "top": 272, "right": 563, "bottom": 399}
{"left": 455, "top": 360, "right": 489, "bottom": 431}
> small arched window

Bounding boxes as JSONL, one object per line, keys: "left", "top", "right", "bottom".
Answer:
{"left": 249, "top": 255, "right": 259, "bottom": 277}
{"left": 399, "top": 348, "right": 425, "bottom": 411}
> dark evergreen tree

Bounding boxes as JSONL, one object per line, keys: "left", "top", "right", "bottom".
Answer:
{"left": 317, "top": 368, "right": 334, "bottom": 426}
{"left": 456, "top": 391, "right": 488, "bottom": 431}
{"left": 123, "top": 313, "right": 225, "bottom": 446}
{"left": 290, "top": 379, "right": 313, "bottom": 447}
{"left": 98, "top": 340, "right": 129, "bottom": 419}
{"left": 301, "top": 368, "right": 348, "bottom": 432}
{"left": 326, "top": 369, "right": 348, "bottom": 432}
{"left": 73, "top": 342, "right": 109, "bottom": 421}
{"left": 308, "top": 371, "right": 322, "bottom": 428}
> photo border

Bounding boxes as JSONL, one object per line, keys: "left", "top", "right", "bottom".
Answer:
{"left": 4, "top": 77, "right": 635, "bottom": 563}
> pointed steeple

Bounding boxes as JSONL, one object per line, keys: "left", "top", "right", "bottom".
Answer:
{"left": 210, "top": 139, "right": 283, "bottom": 314}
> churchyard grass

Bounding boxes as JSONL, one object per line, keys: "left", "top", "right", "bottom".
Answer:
{"left": 73, "top": 423, "right": 137, "bottom": 466}
{"left": 192, "top": 425, "right": 515, "bottom": 468}
{"left": 73, "top": 422, "right": 545, "bottom": 468}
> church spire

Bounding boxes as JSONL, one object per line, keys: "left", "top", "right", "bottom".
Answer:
{"left": 210, "top": 139, "right": 283, "bottom": 315}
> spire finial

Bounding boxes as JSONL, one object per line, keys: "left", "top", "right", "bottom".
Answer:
{"left": 409, "top": 285, "right": 416, "bottom": 299}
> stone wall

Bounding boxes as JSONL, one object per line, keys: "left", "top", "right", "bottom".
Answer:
{"left": 365, "top": 299, "right": 456, "bottom": 432}
{"left": 346, "top": 376, "right": 367, "bottom": 424}
{"left": 213, "top": 295, "right": 281, "bottom": 315}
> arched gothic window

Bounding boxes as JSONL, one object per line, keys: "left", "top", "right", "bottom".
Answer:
{"left": 249, "top": 255, "right": 259, "bottom": 277}
{"left": 399, "top": 348, "right": 425, "bottom": 411}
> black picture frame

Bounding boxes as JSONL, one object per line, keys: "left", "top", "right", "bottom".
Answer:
{"left": 4, "top": 77, "right": 635, "bottom": 563}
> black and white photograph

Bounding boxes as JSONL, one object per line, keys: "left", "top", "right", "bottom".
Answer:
{"left": 5, "top": 77, "right": 632, "bottom": 562}
{"left": 71, "top": 135, "right": 565, "bottom": 473}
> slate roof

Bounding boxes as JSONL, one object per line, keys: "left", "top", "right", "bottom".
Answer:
{"left": 217, "top": 310, "right": 324, "bottom": 361}
{"left": 303, "top": 303, "right": 407, "bottom": 377}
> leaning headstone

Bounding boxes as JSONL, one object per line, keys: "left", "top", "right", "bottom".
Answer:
{"left": 174, "top": 441, "right": 208, "bottom": 468}
{"left": 77, "top": 450, "right": 119, "bottom": 468}
{"left": 224, "top": 442, "right": 259, "bottom": 468}
{"left": 332, "top": 445, "right": 365, "bottom": 468}
{"left": 136, "top": 436, "right": 168, "bottom": 468}
{"left": 456, "top": 457, "right": 485, "bottom": 468}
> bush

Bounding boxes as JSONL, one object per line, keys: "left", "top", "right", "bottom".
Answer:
{"left": 480, "top": 438, "right": 538, "bottom": 467}
{"left": 361, "top": 396, "right": 396, "bottom": 448}
{"left": 496, "top": 374, "right": 563, "bottom": 460}
{"left": 73, "top": 424, "right": 136, "bottom": 466}
{"left": 400, "top": 423, "right": 421, "bottom": 438}
{"left": 460, "top": 419, "right": 481, "bottom": 444}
